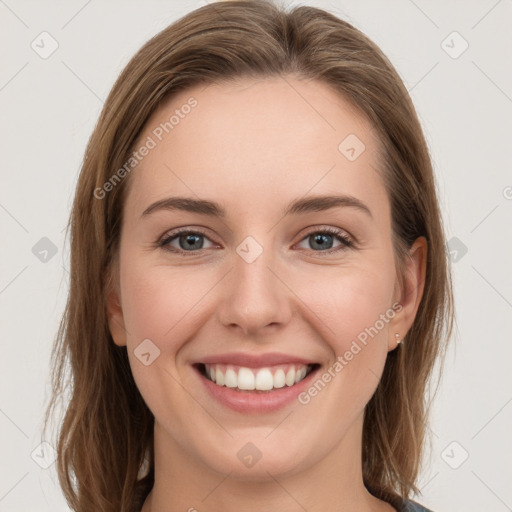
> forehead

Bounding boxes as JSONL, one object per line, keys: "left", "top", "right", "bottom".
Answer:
{"left": 124, "top": 76, "right": 385, "bottom": 221}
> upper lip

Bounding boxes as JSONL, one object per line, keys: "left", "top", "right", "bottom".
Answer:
{"left": 193, "top": 352, "right": 318, "bottom": 368}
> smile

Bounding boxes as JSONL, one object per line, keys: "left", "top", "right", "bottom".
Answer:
{"left": 193, "top": 357, "right": 321, "bottom": 413}
{"left": 198, "top": 363, "right": 317, "bottom": 392}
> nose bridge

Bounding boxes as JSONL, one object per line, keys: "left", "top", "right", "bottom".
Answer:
{"left": 216, "top": 236, "right": 292, "bottom": 335}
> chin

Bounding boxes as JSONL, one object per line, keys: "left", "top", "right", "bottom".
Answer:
{"left": 191, "top": 430, "right": 316, "bottom": 481}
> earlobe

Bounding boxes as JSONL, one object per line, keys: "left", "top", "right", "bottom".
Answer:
{"left": 388, "top": 236, "right": 427, "bottom": 351}
{"left": 106, "top": 285, "right": 128, "bottom": 347}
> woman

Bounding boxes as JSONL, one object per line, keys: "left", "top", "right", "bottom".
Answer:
{"left": 45, "top": 1, "right": 454, "bottom": 511}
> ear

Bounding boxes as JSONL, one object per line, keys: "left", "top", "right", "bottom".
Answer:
{"left": 388, "top": 236, "right": 427, "bottom": 351}
{"left": 105, "top": 267, "right": 128, "bottom": 347}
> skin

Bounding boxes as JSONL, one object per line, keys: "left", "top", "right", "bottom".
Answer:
{"left": 107, "top": 75, "right": 426, "bottom": 512}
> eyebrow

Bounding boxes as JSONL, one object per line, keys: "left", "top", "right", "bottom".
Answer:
{"left": 141, "top": 194, "right": 372, "bottom": 219}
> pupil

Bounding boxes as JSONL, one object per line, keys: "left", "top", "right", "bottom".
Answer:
{"left": 312, "top": 233, "right": 332, "bottom": 250}
{"left": 181, "top": 234, "right": 202, "bottom": 250}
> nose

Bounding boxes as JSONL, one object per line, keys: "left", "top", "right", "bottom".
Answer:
{"left": 216, "top": 247, "right": 293, "bottom": 337}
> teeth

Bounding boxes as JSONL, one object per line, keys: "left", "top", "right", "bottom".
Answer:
{"left": 285, "top": 368, "right": 296, "bottom": 386}
{"left": 273, "top": 369, "right": 286, "bottom": 388}
{"left": 215, "top": 366, "right": 225, "bottom": 386}
{"left": 295, "top": 367, "right": 307, "bottom": 383}
{"left": 225, "top": 367, "right": 238, "bottom": 388}
{"left": 238, "top": 368, "right": 255, "bottom": 390}
{"left": 255, "top": 368, "right": 273, "bottom": 390}
{"left": 203, "top": 363, "right": 312, "bottom": 391}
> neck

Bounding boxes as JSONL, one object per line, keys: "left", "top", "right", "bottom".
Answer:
{"left": 142, "top": 413, "right": 395, "bottom": 512}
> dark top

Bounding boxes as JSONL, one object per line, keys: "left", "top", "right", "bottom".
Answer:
{"left": 366, "top": 483, "right": 433, "bottom": 511}
{"left": 401, "top": 499, "right": 433, "bottom": 511}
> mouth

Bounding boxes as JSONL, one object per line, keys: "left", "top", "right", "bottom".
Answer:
{"left": 194, "top": 362, "right": 320, "bottom": 393}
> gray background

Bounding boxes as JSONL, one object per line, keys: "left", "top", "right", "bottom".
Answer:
{"left": 1, "top": 0, "right": 511, "bottom": 510}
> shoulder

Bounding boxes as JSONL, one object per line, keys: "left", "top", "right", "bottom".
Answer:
{"left": 401, "top": 499, "right": 435, "bottom": 512}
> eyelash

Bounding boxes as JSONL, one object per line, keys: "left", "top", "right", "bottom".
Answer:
{"left": 157, "top": 226, "right": 355, "bottom": 256}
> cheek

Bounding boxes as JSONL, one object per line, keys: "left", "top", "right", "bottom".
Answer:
{"left": 295, "top": 259, "right": 397, "bottom": 410}
{"left": 120, "top": 260, "right": 205, "bottom": 343}
{"left": 302, "top": 264, "right": 396, "bottom": 346}
{"left": 291, "top": 269, "right": 395, "bottom": 430}
{"left": 120, "top": 262, "right": 207, "bottom": 425}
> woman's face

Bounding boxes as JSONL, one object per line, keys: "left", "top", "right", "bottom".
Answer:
{"left": 107, "top": 76, "right": 424, "bottom": 480}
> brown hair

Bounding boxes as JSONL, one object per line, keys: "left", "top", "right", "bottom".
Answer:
{"left": 44, "top": 1, "right": 454, "bottom": 510}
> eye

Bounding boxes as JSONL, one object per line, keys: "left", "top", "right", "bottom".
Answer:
{"left": 158, "top": 226, "right": 354, "bottom": 256}
{"left": 296, "top": 227, "right": 354, "bottom": 253}
{"left": 158, "top": 229, "right": 217, "bottom": 254}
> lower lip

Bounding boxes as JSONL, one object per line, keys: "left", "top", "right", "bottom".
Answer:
{"left": 195, "top": 365, "right": 320, "bottom": 413}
